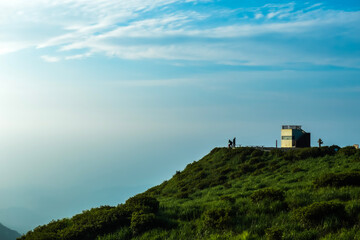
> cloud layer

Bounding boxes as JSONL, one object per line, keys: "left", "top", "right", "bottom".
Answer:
{"left": 0, "top": 1, "right": 360, "bottom": 68}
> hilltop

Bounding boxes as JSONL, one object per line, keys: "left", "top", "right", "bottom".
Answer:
{"left": 19, "top": 146, "right": 360, "bottom": 240}
{"left": 0, "top": 223, "right": 21, "bottom": 240}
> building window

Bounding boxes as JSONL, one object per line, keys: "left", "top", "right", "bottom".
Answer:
{"left": 282, "top": 136, "right": 293, "bottom": 140}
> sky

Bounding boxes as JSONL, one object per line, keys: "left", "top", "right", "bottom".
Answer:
{"left": 0, "top": 0, "right": 360, "bottom": 234}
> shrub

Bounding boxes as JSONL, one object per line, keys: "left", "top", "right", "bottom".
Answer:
{"left": 291, "top": 167, "right": 304, "bottom": 173}
{"left": 97, "top": 227, "right": 132, "bottom": 240}
{"left": 130, "top": 211, "right": 156, "bottom": 235}
{"left": 176, "top": 191, "right": 190, "bottom": 199}
{"left": 208, "top": 231, "right": 250, "bottom": 240}
{"left": 239, "top": 147, "right": 256, "bottom": 157}
{"left": 338, "top": 146, "right": 357, "bottom": 156}
{"left": 345, "top": 201, "right": 360, "bottom": 223}
{"left": 254, "top": 162, "right": 266, "bottom": 170}
{"left": 239, "top": 164, "right": 254, "bottom": 174}
{"left": 124, "top": 194, "right": 159, "bottom": 213}
{"left": 296, "top": 148, "right": 320, "bottom": 159}
{"left": 202, "top": 208, "right": 233, "bottom": 229}
{"left": 219, "top": 167, "right": 232, "bottom": 175}
{"left": 283, "top": 151, "right": 296, "bottom": 161}
{"left": 248, "top": 157, "right": 261, "bottom": 165}
{"left": 217, "top": 175, "right": 228, "bottom": 184}
{"left": 270, "top": 149, "right": 284, "bottom": 157}
{"left": 265, "top": 227, "right": 283, "bottom": 240}
{"left": 286, "top": 229, "right": 319, "bottom": 240}
{"left": 179, "top": 205, "right": 203, "bottom": 221}
{"left": 320, "top": 227, "right": 360, "bottom": 240}
{"left": 197, "top": 179, "right": 211, "bottom": 190}
{"left": 195, "top": 171, "right": 208, "bottom": 180}
{"left": 220, "top": 196, "right": 236, "bottom": 204}
{"left": 20, "top": 205, "right": 132, "bottom": 240}
{"left": 292, "top": 201, "right": 347, "bottom": 227}
{"left": 250, "top": 188, "right": 285, "bottom": 202}
{"left": 313, "top": 172, "right": 360, "bottom": 188}
{"left": 251, "top": 149, "right": 263, "bottom": 158}
{"left": 229, "top": 171, "right": 242, "bottom": 179}
{"left": 65, "top": 206, "right": 130, "bottom": 240}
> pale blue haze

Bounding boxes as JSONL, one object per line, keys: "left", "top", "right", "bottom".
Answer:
{"left": 0, "top": 0, "right": 359, "bottom": 233}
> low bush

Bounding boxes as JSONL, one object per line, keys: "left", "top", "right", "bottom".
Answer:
{"left": 291, "top": 167, "right": 304, "bottom": 173}
{"left": 320, "top": 227, "right": 360, "bottom": 240}
{"left": 270, "top": 149, "right": 284, "bottom": 157}
{"left": 292, "top": 201, "right": 347, "bottom": 227}
{"left": 130, "top": 211, "right": 156, "bottom": 235}
{"left": 176, "top": 191, "right": 190, "bottom": 199}
{"left": 178, "top": 205, "right": 203, "bottom": 221}
{"left": 124, "top": 195, "right": 159, "bottom": 213}
{"left": 283, "top": 151, "right": 296, "bottom": 161}
{"left": 196, "top": 179, "right": 211, "bottom": 189}
{"left": 251, "top": 149, "right": 264, "bottom": 158}
{"left": 220, "top": 196, "right": 236, "bottom": 204}
{"left": 97, "top": 227, "right": 132, "bottom": 240}
{"left": 313, "top": 172, "right": 360, "bottom": 188}
{"left": 19, "top": 206, "right": 131, "bottom": 240}
{"left": 338, "top": 146, "right": 357, "bottom": 156}
{"left": 345, "top": 201, "right": 360, "bottom": 223}
{"left": 239, "top": 164, "right": 254, "bottom": 174}
{"left": 202, "top": 208, "right": 233, "bottom": 229}
{"left": 265, "top": 227, "right": 283, "bottom": 240}
{"left": 216, "top": 175, "right": 228, "bottom": 184}
{"left": 195, "top": 171, "right": 208, "bottom": 180}
{"left": 250, "top": 188, "right": 285, "bottom": 202}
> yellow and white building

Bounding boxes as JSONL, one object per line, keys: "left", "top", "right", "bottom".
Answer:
{"left": 281, "top": 125, "right": 311, "bottom": 148}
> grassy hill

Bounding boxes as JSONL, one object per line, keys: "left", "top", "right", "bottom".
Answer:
{"left": 18, "top": 146, "right": 360, "bottom": 240}
{"left": 0, "top": 223, "right": 21, "bottom": 240}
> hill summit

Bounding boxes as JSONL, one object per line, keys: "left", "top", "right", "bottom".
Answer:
{"left": 0, "top": 222, "right": 21, "bottom": 240}
{"left": 19, "top": 146, "right": 360, "bottom": 240}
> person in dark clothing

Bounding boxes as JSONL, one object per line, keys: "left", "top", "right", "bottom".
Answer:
{"left": 228, "top": 139, "right": 233, "bottom": 148}
{"left": 233, "top": 137, "right": 236, "bottom": 148}
{"left": 318, "top": 138, "right": 323, "bottom": 148}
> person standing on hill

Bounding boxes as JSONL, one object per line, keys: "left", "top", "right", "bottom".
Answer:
{"left": 318, "top": 138, "right": 323, "bottom": 148}
{"left": 233, "top": 137, "right": 236, "bottom": 148}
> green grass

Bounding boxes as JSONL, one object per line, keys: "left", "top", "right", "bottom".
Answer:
{"left": 18, "top": 146, "right": 360, "bottom": 240}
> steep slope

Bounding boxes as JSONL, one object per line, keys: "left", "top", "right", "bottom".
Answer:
{"left": 0, "top": 223, "right": 21, "bottom": 240}
{"left": 19, "top": 146, "right": 360, "bottom": 240}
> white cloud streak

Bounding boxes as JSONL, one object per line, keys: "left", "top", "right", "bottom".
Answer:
{"left": 41, "top": 55, "right": 61, "bottom": 62}
{"left": 0, "top": 1, "right": 360, "bottom": 68}
{"left": 0, "top": 41, "right": 31, "bottom": 55}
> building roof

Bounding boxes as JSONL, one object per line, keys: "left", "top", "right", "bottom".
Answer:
{"left": 282, "top": 125, "right": 302, "bottom": 130}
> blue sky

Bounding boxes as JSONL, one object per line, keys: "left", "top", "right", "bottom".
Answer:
{"left": 0, "top": 0, "right": 360, "bottom": 233}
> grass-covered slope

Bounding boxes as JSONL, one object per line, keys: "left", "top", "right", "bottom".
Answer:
{"left": 19, "top": 146, "right": 360, "bottom": 240}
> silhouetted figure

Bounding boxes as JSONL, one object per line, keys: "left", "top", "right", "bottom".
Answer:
{"left": 318, "top": 138, "right": 323, "bottom": 148}
{"left": 233, "top": 137, "right": 236, "bottom": 148}
{"left": 228, "top": 139, "right": 233, "bottom": 148}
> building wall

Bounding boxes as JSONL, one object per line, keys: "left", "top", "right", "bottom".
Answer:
{"left": 297, "top": 133, "right": 311, "bottom": 148}
{"left": 292, "top": 129, "right": 304, "bottom": 140}
{"left": 281, "top": 129, "right": 294, "bottom": 148}
{"left": 281, "top": 128, "right": 311, "bottom": 148}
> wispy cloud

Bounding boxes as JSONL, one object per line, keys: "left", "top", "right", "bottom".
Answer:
{"left": 0, "top": 41, "right": 31, "bottom": 55}
{"left": 41, "top": 55, "right": 61, "bottom": 63}
{"left": 1, "top": 1, "right": 360, "bottom": 68}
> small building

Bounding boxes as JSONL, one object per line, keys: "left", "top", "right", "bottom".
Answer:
{"left": 281, "top": 125, "right": 311, "bottom": 148}
{"left": 354, "top": 144, "right": 359, "bottom": 149}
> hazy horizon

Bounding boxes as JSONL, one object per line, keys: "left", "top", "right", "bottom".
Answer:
{"left": 0, "top": 0, "right": 359, "bottom": 233}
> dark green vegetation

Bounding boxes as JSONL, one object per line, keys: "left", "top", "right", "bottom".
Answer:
{"left": 19, "top": 146, "right": 360, "bottom": 240}
{"left": 0, "top": 222, "right": 21, "bottom": 240}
